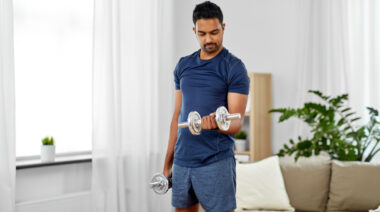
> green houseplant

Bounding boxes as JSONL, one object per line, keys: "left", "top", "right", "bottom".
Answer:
{"left": 269, "top": 90, "right": 380, "bottom": 162}
{"left": 41, "top": 136, "right": 55, "bottom": 162}
{"left": 235, "top": 130, "right": 247, "bottom": 152}
{"left": 235, "top": 130, "right": 247, "bottom": 140}
{"left": 42, "top": 136, "right": 54, "bottom": 145}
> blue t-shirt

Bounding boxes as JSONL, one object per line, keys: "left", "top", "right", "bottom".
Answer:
{"left": 173, "top": 47, "right": 250, "bottom": 167}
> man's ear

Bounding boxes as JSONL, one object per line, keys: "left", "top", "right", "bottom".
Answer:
{"left": 222, "top": 23, "right": 225, "bottom": 31}
{"left": 193, "top": 26, "right": 196, "bottom": 34}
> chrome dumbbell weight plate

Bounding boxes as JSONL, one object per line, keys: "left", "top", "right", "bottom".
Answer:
{"left": 149, "top": 173, "right": 172, "bottom": 195}
{"left": 178, "top": 111, "right": 202, "bottom": 135}
{"left": 215, "top": 106, "right": 241, "bottom": 131}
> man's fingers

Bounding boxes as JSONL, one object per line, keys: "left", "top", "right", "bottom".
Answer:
{"left": 201, "top": 114, "right": 218, "bottom": 130}
{"left": 206, "top": 116, "right": 212, "bottom": 128}
{"left": 201, "top": 116, "right": 208, "bottom": 129}
{"left": 212, "top": 120, "right": 218, "bottom": 129}
{"left": 208, "top": 114, "right": 217, "bottom": 129}
{"left": 202, "top": 115, "right": 211, "bottom": 129}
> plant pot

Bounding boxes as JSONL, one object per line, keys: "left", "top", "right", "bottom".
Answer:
{"left": 40, "top": 145, "right": 55, "bottom": 162}
{"left": 235, "top": 139, "right": 247, "bottom": 152}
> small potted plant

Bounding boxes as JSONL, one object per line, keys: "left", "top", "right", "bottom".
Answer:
{"left": 41, "top": 136, "right": 55, "bottom": 162}
{"left": 235, "top": 130, "right": 247, "bottom": 152}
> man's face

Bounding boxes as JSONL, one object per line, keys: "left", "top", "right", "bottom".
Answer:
{"left": 193, "top": 18, "right": 225, "bottom": 54}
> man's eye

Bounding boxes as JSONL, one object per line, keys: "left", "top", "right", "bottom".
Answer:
{"left": 199, "top": 33, "right": 205, "bottom": 36}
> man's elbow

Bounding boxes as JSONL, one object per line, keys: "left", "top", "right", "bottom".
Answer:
{"left": 232, "top": 123, "right": 243, "bottom": 134}
{"left": 226, "top": 120, "right": 243, "bottom": 134}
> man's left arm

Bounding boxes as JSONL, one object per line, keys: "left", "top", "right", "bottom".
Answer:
{"left": 217, "top": 92, "right": 248, "bottom": 134}
{"left": 201, "top": 60, "right": 250, "bottom": 133}
{"left": 202, "top": 92, "right": 248, "bottom": 134}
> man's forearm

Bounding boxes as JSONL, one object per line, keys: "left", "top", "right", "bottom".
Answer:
{"left": 163, "top": 119, "right": 178, "bottom": 172}
{"left": 217, "top": 119, "right": 243, "bottom": 135}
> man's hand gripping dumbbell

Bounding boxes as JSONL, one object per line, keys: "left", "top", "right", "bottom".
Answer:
{"left": 177, "top": 106, "right": 241, "bottom": 135}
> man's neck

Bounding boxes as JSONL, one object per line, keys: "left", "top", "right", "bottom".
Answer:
{"left": 199, "top": 46, "right": 224, "bottom": 60}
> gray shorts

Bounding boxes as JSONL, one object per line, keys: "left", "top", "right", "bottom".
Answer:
{"left": 171, "top": 156, "right": 236, "bottom": 212}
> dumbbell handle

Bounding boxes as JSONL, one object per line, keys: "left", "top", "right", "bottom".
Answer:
{"left": 149, "top": 181, "right": 163, "bottom": 186}
{"left": 226, "top": 113, "right": 241, "bottom": 120}
{"left": 178, "top": 122, "right": 189, "bottom": 128}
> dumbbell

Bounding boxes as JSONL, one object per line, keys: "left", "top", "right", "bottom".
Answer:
{"left": 149, "top": 173, "right": 172, "bottom": 195}
{"left": 178, "top": 106, "right": 241, "bottom": 135}
{"left": 178, "top": 111, "right": 202, "bottom": 135}
{"left": 215, "top": 106, "right": 241, "bottom": 131}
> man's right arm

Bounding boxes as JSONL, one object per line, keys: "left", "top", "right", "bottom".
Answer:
{"left": 163, "top": 90, "right": 182, "bottom": 178}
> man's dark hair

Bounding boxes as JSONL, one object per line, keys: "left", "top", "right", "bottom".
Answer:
{"left": 192, "top": 1, "right": 223, "bottom": 25}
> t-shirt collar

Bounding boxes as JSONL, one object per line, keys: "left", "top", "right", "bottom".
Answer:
{"left": 196, "top": 47, "right": 226, "bottom": 64}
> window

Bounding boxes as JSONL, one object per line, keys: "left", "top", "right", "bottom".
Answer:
{"left": 14, "top": 0, "right": 93, "bottom": 157}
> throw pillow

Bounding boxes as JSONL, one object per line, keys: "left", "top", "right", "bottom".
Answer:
{"left": 279, "top": 152, "right": 331, "bottom": 212}
{"left": 236, "top": 155, "right": 295, "bottom": 211}
{"left": 327, "top": 160, "right": 380, "bottom": 211}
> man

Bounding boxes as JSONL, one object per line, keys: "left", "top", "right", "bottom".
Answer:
{"left": 163, "top": 1, "right": 250, "bottom": 211}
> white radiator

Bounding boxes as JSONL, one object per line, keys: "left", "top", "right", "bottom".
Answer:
{"left": 16, "top": 191, "right": 91, "bottom": 212}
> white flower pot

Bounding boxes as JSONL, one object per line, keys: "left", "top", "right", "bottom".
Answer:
{"left": 235, "top": 139, "right": 247, "bottom": 152}
{"left": 40, "top": 145, "right": 55, "bottom": 162}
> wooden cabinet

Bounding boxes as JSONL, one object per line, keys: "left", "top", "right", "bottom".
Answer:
{"left": 234, "top": 73, "right": 272, "bottom": 161}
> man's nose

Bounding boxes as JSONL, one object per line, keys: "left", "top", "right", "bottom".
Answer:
{"left": 204, "top": 34, "right": 212, "bottom": 43}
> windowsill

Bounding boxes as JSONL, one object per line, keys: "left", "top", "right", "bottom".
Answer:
{"left": 16, "top": 151, "right": 92, "bottom": 170}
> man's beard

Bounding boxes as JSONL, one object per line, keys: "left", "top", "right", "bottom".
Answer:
{"left": 203, "top": 43, "right": 220, "bottom": 54}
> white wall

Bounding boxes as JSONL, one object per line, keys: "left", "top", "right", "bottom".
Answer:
{"left": 173, "top": 0, "right": 300, "bottom": 154}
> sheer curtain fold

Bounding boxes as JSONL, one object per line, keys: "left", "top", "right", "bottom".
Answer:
{"left": 0, "top": 0, "right": 16, "bottom": 211}
{"left": 92, "top": 0, "right": 173, "bottom": 211}
{"left": 292, "top": 0, "right": 380, "bottom": 160}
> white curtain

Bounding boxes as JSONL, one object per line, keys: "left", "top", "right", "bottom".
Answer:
{"left": 0, "top": 0, "right": 16, "bottom": 211}
{"left": 293, "top": 0, "right": 380, "bottom": 159}
{"left": 91, "top": 0, "right": 174, "bottom": 211}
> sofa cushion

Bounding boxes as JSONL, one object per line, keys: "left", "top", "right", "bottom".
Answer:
{"left": 279, "top": 152, "right": 331, "bottom": 212}
{"left": 369, "top": 205, "right": 380, "bottom": 212}
{"left": 236, "top": 156, "right": 295, "bottom": 211}
{"left": 327, "top": 160, "right": 380, "bottom": 211}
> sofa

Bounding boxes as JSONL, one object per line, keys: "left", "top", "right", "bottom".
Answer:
{"left": 199, "top": 152, "right": 380, "bottom": 212}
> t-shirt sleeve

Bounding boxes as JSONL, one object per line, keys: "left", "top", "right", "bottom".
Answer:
{"left": 228, "top": 60, "right": 250, "bottom": 94}
{"left": 174, "top": 58, "right": 183, "bottom": 90}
